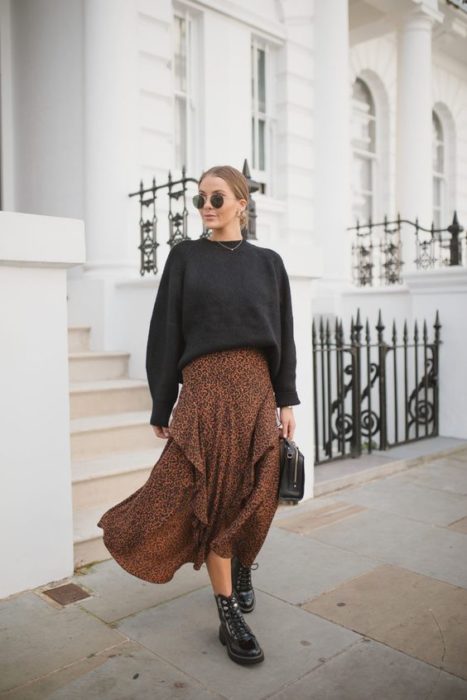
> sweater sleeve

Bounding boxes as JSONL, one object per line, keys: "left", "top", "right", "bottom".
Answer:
{"left": 273, "top": 255, "right": 301, "bottom": 408}
{"left": 145, "top": 244, "right": 185, "bottom": 427}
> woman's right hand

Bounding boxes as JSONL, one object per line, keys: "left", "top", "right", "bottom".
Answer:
{"left": 152, "top": 425, "right": 170, "bottom": 439}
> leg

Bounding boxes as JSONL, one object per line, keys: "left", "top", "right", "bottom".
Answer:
{"left": 206, "top": 549, "right": 233, "bottom": 596}
{"left": 209, "top": 548, "right": 264, "bottom": 664}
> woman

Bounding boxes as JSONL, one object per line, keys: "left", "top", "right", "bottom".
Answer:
{"left": 97, "top": 165, "right": 300, "bottom": 666}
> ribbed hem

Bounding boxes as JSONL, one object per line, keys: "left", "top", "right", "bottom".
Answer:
{"left": 150, "top": 400, "right": 174, "bottom": 427}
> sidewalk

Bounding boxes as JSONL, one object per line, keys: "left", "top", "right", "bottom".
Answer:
{"left": 1, "top": 439, "right": 467, "bottom": 699}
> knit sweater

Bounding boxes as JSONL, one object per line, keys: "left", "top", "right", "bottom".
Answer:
{"left": 146, "top": 236, "right": 300, "bottom": 427}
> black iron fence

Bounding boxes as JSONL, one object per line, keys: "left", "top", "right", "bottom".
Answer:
{"left": 349, "top": 211, "right": 465, "bottom": 287}
{"left": 129, "top": 159, "right": 260, "bottom": 276}
{"left": 312, "top": 309, "right": 441, "bottom": 464}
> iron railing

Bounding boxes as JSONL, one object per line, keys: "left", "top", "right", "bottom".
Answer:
{"left": 446, "top": 0, "right": 467, "bottom": 15}
{"left": 312, "top": 309, "right": 441, "bottom": 464}
{"left": 129, "top": 159, "right": 260, "bottom": 276}
{"left": 349, "top": 211, "right": 465, "bottom": 287}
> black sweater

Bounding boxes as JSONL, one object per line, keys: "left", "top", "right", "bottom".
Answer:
{"left": 146, "top": 236, "right": 300, "bottom": 427}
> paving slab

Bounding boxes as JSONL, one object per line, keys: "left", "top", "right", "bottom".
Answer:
{"left": 274, "top": 496, "right": 346, "bottom": 522}
{"left": 254, "top": 526, "right": 377, "bottom": 605}
{"left": 2, "top": 640, "right": 225, "bottom": 700}
{"left": 449, "top": 449, "right": 467, "bottom": 464}
{"left": 0, "top": 591, "right": 125, "bottom": 694}
{"left": 448, "top": 516, "right": 467, "bottom": 534}
{"left": 307, "top": 508, "right": 467, "bottom": 589}
{"left": 397, "top": 458, "right": 467, "bottom": 496}
{"left": 314, "top": 453, "right": 392, "bottom": 484}
{"left": 267, "top": 638, "right": 467, "bottom": 700}
{"left": 72, "top": 558, "right": 211, "bottom": 623}
{"left": 116, "top": 586, "right": 360, "bottom": 700}
{"left": 333, "top": 473, "right": 467, "bottom": 526}
{"left": 304, "top": 564, "right": 467, "bottom": 680}
{"left": 274, "top": 500, "right": 367, "bottom": 534}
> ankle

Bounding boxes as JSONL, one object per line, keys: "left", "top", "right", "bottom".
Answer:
{"left": 214, "top": 586, "right": 233, "bottom": 598}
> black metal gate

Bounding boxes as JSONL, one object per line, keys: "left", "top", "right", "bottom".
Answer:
{"left": 312, "top": 309, "right": 441, "bottom": 464}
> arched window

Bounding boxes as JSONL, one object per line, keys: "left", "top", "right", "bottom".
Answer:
{"left": 432, "top": 110, "right": 445, "bottom": 228}
{"left": 351, "top": 78, "right": 376, "bottom": 224}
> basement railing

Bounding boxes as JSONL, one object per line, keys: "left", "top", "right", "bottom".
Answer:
{"left": 313, "top": 309, "right": 441, "bottom": 464}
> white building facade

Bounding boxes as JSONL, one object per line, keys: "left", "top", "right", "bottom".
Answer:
{"left": 1, "top": 0, "right": 467, "bottom": 596}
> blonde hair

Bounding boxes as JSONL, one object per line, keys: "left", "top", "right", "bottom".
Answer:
{"left": 198, "top": 165, "right": 249, "bottom": 230}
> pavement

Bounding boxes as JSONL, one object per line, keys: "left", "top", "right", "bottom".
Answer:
{"left": 1, "top": 439, "right": 467, "bottom": 699}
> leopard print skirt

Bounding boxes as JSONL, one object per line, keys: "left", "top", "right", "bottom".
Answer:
{"left": 97, "top": 346, "right": 281, "bottom": 584}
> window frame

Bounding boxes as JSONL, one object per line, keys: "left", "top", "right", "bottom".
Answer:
{"left": 351, "top": 77, "right": 378, "bottom": 224}
{"left": 250, "top": 35, "right": 277, "bottom": 196}
{"left": 172, "top": 4, "right": 202, "bottom": 174}
{"left": 432, "top": 109, "right": 446, "bottom": 229}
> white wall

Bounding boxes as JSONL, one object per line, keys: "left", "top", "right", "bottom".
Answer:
{"left": 0, "top": 211, "right": 85, "bottom": 598}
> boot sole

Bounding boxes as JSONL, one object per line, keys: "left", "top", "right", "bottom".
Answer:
{"left": 218, "top": 624, "right": 264, "bottom": 664}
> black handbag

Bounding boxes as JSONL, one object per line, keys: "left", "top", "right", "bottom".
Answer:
{"left": 278, "top": 437, "right": 305, "bottom": 502}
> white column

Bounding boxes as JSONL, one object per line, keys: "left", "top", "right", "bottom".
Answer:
{"left": 313, "top": 0, "right": 351, "bottom": 313}
{"left": 272, "top": 1, "right": 314, "bottom": 248}
{"left": 396, "top": 3, "right": 442, "bottom": 268}
{"left": 273, "top": 240, "right": 320, "bottom": 499}
{"left": 83, "top": 0, "right": 138, "bottom": 277}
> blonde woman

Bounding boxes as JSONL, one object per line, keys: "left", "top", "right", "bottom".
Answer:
{"left": 98, "top": 165, "right": 300, "bottom": 665}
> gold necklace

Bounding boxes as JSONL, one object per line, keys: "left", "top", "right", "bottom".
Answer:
{"left": 208, "top": 236, "right": 244, "bottom": 251}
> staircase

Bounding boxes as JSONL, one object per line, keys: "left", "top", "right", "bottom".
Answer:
{"left": 68, "top": 326, "right": 165, "bottom": 568}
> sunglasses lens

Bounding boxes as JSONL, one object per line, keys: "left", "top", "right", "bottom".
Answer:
{"left": 211, "top": 194, "right": 224, "bottom": 208}
{"left": 192, "top": 194, "right": 204, "bottom": 209}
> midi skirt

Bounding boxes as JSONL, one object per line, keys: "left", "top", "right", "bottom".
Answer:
{"left": 96, "top": 346, "right": 281, "bottom": 584}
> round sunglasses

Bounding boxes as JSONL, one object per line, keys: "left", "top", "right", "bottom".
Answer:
{"left": 192, "top": 193, "right": 235, "bottom": 209}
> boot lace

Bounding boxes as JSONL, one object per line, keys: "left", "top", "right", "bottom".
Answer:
{"left": 236, "top": 561, "right": 259, "bottom": 592}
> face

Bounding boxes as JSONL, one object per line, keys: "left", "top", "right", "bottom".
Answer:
{"left": 196, "top": 175, "right": 247, "bottom": 231}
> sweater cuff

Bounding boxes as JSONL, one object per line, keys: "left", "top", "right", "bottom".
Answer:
{"left": 274, "top": 389, "right": 300, "bottom": 408}
{"left": 150, "top": 400, "right": 174, "bottom": 427}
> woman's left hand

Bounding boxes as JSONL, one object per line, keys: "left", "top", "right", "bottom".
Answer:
{"left": 279, "top": 406, "right": 295, "bottom": 440}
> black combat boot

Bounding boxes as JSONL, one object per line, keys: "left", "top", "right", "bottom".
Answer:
{"left": 231, "top": 555, "right": 258, "bottom": 613}
{"left": 214, "top": 591, "right": 264, "bottom": 665}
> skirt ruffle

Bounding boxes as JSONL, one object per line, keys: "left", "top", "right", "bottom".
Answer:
{"left": 97, "top": 347, "right": 281, "bottom": 584}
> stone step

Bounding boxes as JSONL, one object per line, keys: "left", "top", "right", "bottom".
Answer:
{"left": 72, "top": 446, "right": 165, "bottom": 509}
{"left": 70, "top": 411, "right": 157, "bottom": 459}
{"left": 69, "top": 351, "right": 130, "bottom": 382}
{"left": 73, "top": 503, "right": 114, "bottom": 568}
{"left": 69, "top": 378, "right": 152, "bottom": 418}
{"left": 68, "top": 325, "right": 91, "bottom": 353}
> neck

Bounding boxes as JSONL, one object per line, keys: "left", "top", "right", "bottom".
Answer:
{"left": 208, "top": 222, "right": 243, "bottom": 241}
